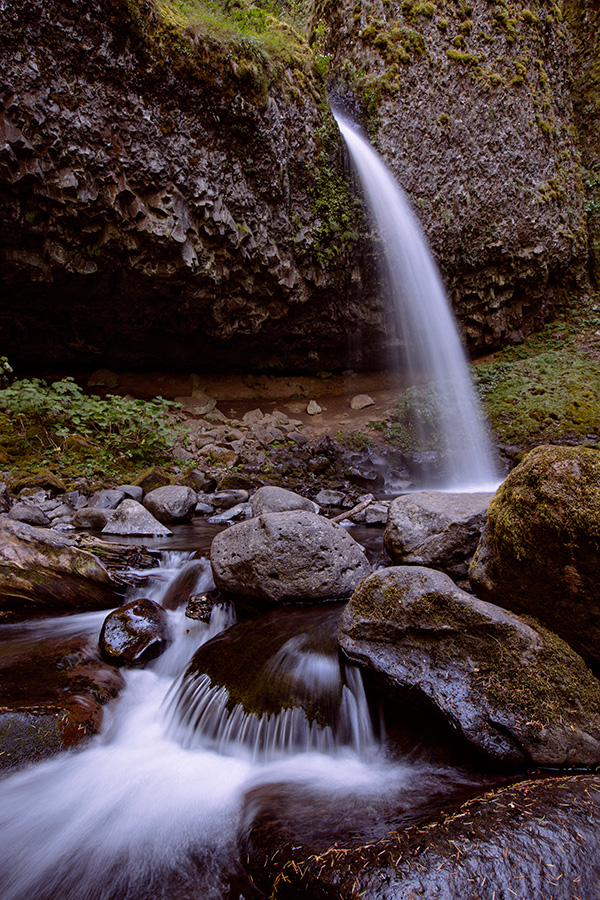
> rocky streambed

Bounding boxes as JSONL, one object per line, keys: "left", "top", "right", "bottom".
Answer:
{"left": 0, "top": 444, "right": 600, "bottom": 898}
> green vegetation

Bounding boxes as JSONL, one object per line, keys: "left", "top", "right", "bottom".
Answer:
{"left": 0, "top": 375, "right": 186, "bottom": 480}
{"left": 376, "top": 383, "right": 446, "bottom": 451}
{"left": 472, "top": 295, "right": 600, "bottom": 447}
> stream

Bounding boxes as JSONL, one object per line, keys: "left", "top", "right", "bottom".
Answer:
{"left": 0, "top": 523, "right": 507, "bottom": 900}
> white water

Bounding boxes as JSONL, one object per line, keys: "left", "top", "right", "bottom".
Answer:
{"left": 0, "top": 552, "right": 481, "bottom": 900}
{"left": 336, "top": 114, "right": 500, "bottom": 491}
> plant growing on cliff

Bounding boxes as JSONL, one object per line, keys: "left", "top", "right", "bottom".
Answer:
{"left": 0, "top": 376, "right": 186, "bottom": 477}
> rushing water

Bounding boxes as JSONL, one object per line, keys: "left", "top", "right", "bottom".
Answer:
{"left": 335, "top": 114, "right": 500, "bottom": 491}
{"left": 0, "top": 547, "right": 499, "bottom": 900}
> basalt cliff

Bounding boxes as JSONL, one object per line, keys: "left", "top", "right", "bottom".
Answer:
{"left": 0, "top": 0, "right": 598, "bottom": 372}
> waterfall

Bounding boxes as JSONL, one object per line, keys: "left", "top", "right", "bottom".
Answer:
{"left": 336, "top": 114, "right": 500, "bottom": 491}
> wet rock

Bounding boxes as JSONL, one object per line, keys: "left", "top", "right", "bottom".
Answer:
{"left": 0, "top": 633, "right": 124, "bottom": 772}
{"left": 72, "top": 507, "right": 114, "bottom": 530}
{"left": 210, "top": 510, "right": 371, "bottom": 604}
{"left": 161, "top": 560, "right": 207, "bottom": 610}
{"left": 385, "top": 491, "right": 495, "bottom": 578}
{"left": 0, "top": 518, "right": 120, "bottom": 617}
{"left": 350, "top": 393, "right": 374, "bottom": 410}
{"left": 212, "top": 489, "right": 250, "bottom": 510}
{"left": 185, "top": 589, "right": 221, "bottom": 622}
{"left": 243, "top": 774, "right": 600, "bottom": 900}
{"left": 101, "top": 499, "right": 172, "bottom": 537}
{"left": 469, "top": 446, "right": 600, "bottom": 666}
{"left": 250, "top": 486, "right": 318, "bottom": 515}
{"left": 143, "top": 485, "right": 197, "bottom": 523}
{"left": 339, "top": 566, "right": 600, "bottom": 766}
{"left": 89, "top": 489, "right": 126, "bottom": 510}
{"left": 8, "top": 502, "right": 51, "bottom": 527}
{"left": 99, "top": 598, "right": 171, "bottom": 666}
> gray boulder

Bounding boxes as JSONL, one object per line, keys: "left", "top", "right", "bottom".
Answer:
{"left": 72, "top": 507, "right": 114, "bottom": 530}
{"left": 385, "top": 491, "right": 495, "bottom": 577}
{"left": 99, "top": 598, "right": 171, "bottom": 666}
{"left": 250, "top": 485, "right": 318, "bottom": 516}
{"left": 0, "top": 482, "right": 11, "bottom": 513}
{"left": 339, "top": 566, "right": 600, "bottom": 767}
{"left": 89, "top": 489, "right": 126, "bottom": 510}
{"left": 143, "top": 485, "right": 197, "bottom": 523}
{"left": 117, "top": 484, "right": 144, "bottom": 503}
{"left": 101, "top": 500, "right": 172, "bottom": 536}
{"left": 211, "top": 510, "right": 371, "bottom": 604}
{"left": 8, "top": 502, "right": 50, "bottom": 527}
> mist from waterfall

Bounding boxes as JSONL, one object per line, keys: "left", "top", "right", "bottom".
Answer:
{"left": 336, "top": 114, "right": 500, "bottom": 491}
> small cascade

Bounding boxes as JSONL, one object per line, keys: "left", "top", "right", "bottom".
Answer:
{"left": 165, "top": 603, "right": 379, "bottom": 761}
{"left": 335, "top": 113, "right": 500, "bottom": 491}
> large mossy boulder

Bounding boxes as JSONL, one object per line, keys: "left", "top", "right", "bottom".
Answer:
{"left": 0, "top": 518, "right": 122, "bottom": 618}
{"left": 469, "top": 445, "right": 600, "bottom": 666}
{"left": 339, "top": 566, "right": 600, "bottom": 766}
{"left": 210, "top": 510, "right": 371, "bottom": 604}
{"left": 384, "top": 491, "right": 495, "bottom": 577}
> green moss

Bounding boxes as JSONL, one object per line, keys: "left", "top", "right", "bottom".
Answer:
{"left": 446, "top": 47, "right": 478, "bottom": 65}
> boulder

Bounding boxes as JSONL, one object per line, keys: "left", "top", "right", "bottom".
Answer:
{"left": 211, "top": 489, "right": 249, "bottom": 510}
{"left": 243, "top": 774, "right": 600, "bottom": 900}
{"left": 88, "top": 488, "right": 126, "bottom": 510}
{"left": 0, "top": 482, "right": 11, "bottom": 513}
{"left": 0, "top": 634, "right": 124, "bottom": 772}
{"left": 116, "top": 484, "right": 144, "bottom": 503}
{"left": 99, "top": 598, "right": 171, "bottom": 666}
{"left": 350, "top": 393, "right": 374, "bottom": 410}
{"left": 250, "top": 485, "right": 318, "bottom": 516}
{"left": 143, "top": 485, "right": 197, "bottom": 523}
{"left": 210, "top": 510, "right": 371, "bottom": 604}
{"left": 385, "top": 491, "right": 495, "bottom": 577}
{"left": 101, "top": 499, "right": 172, "bottom": 536}
{"left": 72, "top": 507, "right": 114, "bottom": 530}
{"left": 0, "top": 518, "right": 121, "bottom": 617}
{"left": 339, "top": 566, "right": 600, "bottom": 767}
{"left": 315, "top": 489, "right": 346, "bottom": 507}
{"left": 8, "top": 502, "right": 51, "bottom": 527}
{"left": 469, "top": 445, "right": 600, "bottom": 666}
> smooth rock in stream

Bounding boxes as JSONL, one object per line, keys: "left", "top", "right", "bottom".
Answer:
{"left": 161, "top": 560, "right": 207, "bottom": 610}
{"left": 143, "top": 485, "right": 197, "bottom": 522}
{"left": 385, "top": 490, "right": 495, "bottom": 577}
{"left": 99, "top": 598, "right": 171, "bottom": 666}
{"left": 339, "top": 566, "right": 600, "bottom": 766}
{"left": 243, "top": 774, "right": 600, "bottom": 900}
{"left": 210, "top": 510, "right": 371, "bottom": 604}
{"left": 101, "top": 499, "right": 172, "bottom": 536}
{"left": 250, "top": 485, "right": 318, "bottom": 515}
{"left": 469, "top": 445, "right": 600, "bottom": 666}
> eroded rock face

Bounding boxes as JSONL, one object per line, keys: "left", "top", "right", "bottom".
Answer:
{"left": 469, "top": 445, "right": 600, "bottom": 666}
{"left": 339, "top": 566, "right": 600, "bottom": 766}
{"left": 322, "top": 0, "right": 588, "bottom": 351}
{"left": 210, "top": 510, "right": 371, "bottom": 603}
{"left": 384, "top": 490, "right": 495, "bottom": 577}
{"left": 0, "top": 0, "right": 380, "bottom": 374}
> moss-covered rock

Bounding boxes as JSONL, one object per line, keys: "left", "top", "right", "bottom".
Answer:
{"left": 339, "top": 565, "right": 600, "bottom": 766}
{"left": 469, "top": 445, "right": 600, "bottom": 665}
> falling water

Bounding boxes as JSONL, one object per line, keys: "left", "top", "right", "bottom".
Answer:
{"left": 336, "top": 114, "right": 500, "bottom": 491}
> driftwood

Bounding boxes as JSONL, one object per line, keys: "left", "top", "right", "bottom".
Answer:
{"left": 329, "top": 494, "right": 374, "bottom": 524}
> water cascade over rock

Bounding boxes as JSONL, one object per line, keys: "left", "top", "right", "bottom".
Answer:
{"left": 336, "top": 115, "right": 500, "bottom": 491}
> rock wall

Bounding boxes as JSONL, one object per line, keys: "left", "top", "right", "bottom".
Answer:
{"left": 0, "top": 0, "right": 382, "bottom": 372}
{"left": 0, "top": 0, "right": 598, "bottom": 372}
{"left": 317, "top": 0, "right": 589, "bottom": 350}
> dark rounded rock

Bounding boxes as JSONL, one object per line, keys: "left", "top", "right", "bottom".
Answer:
{"left": 161, "top": 560, "right": 206, "bottom": 610}
{"left": 72, "top": 507, "right": 114, "bottom": 530}
{"left": 8, "top": 502, "right": 51, "bottom": 527}
{"left": 99, "top": 598, "right": 171, "bottom": 666}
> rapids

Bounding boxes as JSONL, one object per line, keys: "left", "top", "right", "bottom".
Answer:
{"left": 0, "top": 545, "right": 497, "bottom": 900}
